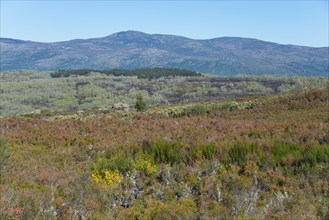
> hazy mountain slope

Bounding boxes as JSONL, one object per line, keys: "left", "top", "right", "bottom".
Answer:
{"left": 1, "top": 31, "right": 328, "bottom": 76}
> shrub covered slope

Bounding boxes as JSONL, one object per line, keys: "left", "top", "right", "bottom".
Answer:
{"left": 0, "top": 87, "right": 328, "bottom": 219}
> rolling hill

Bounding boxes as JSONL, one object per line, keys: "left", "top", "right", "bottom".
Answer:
{"left": 1, "top": 31, "right": 328, "bottom": 76}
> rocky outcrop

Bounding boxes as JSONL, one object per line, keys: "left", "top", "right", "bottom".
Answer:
{"left": 112, "top": 103, "right": 130, "bottom": 112}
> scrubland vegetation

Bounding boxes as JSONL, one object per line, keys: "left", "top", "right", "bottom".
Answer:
{"left": 0, "top": 69, "right": 328, "bottom": 219}
{"left": 0, "top": 69, "right": 327, "bottom": 116}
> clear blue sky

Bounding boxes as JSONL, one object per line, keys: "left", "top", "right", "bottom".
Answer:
{"left": 1, "top": 1, "right": 328, "bottom": 47}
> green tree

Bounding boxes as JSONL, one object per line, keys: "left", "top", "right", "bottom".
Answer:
{"left": 135, "top": 93, "right": 147, "bottom": 112}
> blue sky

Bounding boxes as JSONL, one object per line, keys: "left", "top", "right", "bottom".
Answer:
{"left": 0, "top": 1, "right": 328, "bottom": 47}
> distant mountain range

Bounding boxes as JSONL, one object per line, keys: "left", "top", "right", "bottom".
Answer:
{"left": 1, "top": 31, "right": 328, "bottom": 76}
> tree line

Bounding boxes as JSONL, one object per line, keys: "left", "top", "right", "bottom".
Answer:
{"left": 50, "top": 68, "right": 202, "bottom": 79}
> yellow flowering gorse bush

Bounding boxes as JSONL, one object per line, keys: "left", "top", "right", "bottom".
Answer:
{"left": 91, "top": 157, "right": 157, "bottom": 186}
{"left": 133, "top": 158, "right": 156, "bottom": 176}
{"left": 91, "top": 169, "right": 122, "bottom": 186}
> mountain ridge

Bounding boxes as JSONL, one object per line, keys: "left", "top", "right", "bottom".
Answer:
{"left": 2, "top": 30, "right": 327, "bottom": 48}
{"left": 1, "top": 31, "right": 328, "bottom": 76}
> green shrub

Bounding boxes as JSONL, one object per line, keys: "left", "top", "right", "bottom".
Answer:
{"left": 225, "top": 143, "right": 263, "bottom": 167}
{"left": 0, "top": 136, "right": 10, "bottom": 169}
{"left": 220, "top": 102, "right": 238, "bottom": 111}
{"left": 135, "top": 93, "right": 147, "bottom": 112}
{"left": 202, "top": 143, "right": 217, "bottom": 160}
{"left": 93, "top": 155, "right": 132, "bottom": 174}
{"left": 143, "top": 141, "right": 184, "bottom": 165}
{"left": 271, "top": 143, "right": 302, "bottom": 167}
{"left": 188, "top": 143, "right": 217, "bottom": 161}
{"left": 183, "top": 104, "right": 210, "bottom": 116}
{"left": 298, "top": 144, "right": 329, "bottom": 172}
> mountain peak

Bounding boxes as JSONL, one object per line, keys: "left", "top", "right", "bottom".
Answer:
{"left": 107, "top": 30, "right": 150, "bottom": 38}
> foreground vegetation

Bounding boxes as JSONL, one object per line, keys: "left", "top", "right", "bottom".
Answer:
{"left": 0, "top": 87, "right": 328, "bottom": 219}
